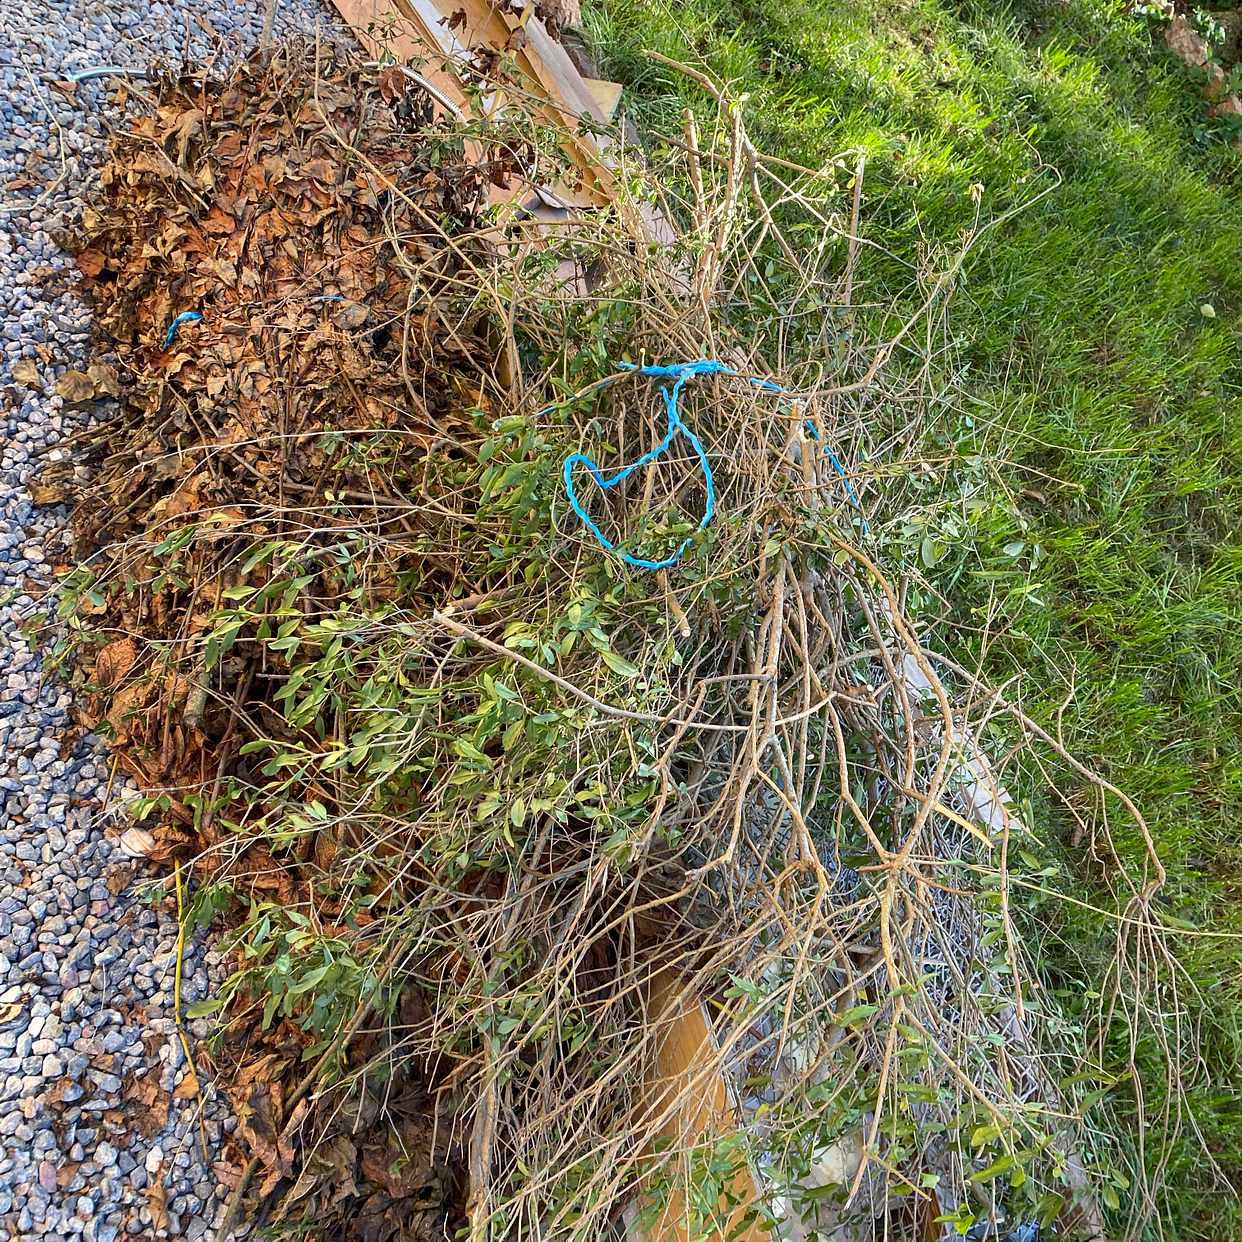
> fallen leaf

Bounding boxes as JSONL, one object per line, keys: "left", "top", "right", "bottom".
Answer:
{"left": 94, "top": 638, "right": 137, "bottom": 690}
{"left": 303, "top": 158, "right": 340, "bottom": 184}
{"left": 54, "top": 369, "right": 96, "bottom": 404}
{"left": 116, "top": 826, "right": 156, "bottom": 859}
{"left": 80, "top": 591, "right": 108, "bottom": 618}
{"left": 124, "top": 1069, "right": 169, "bottom": 1136}
{"left": 235, "top": 1079, "right": 293, "bottom": 1179}
{"left": 173, "top": 1062, "right": 200, "bottom": 1100}
{"left": 106, "top": 678, "right": 154, "bottom": 742}
{"left": 202, "top": 206, "right": 237, "bottom": 236}
{"left": 11, "top": 359, "right": 41, "bottom": 387}
{"left": 146, "top": 1180, "right": 171, "bottom": 1232}
{"left": 377, "top": 67, "right": 407, "bottom": 103}
{"left": 27, "top": 480, "right": 68, "bottom": 506}
{"left": 106, "top": 863, "right": 134, "bottom": 897}
{"left": 77, "top": 249, "right": 106, "bottom": 278}
{"left": 87, "top": 362, "right": 124, "bottom": 397}
{"left": 333, "top": 299, "right": 369, "bottom": 329}
{"left": 212, "top": 1159, "right": 243, "bottom": 1189}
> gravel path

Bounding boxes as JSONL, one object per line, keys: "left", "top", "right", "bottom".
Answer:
{"left": 0, "top": 5, "right": 331, "bottom": 1238}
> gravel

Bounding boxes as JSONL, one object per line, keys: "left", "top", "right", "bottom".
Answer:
{"left": 0, "top": 3, "right": 334, "bottom": 1238}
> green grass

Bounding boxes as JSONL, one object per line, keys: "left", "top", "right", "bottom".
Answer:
{"left": 587, "top": 0, "right": 1242, "bottom": 1234}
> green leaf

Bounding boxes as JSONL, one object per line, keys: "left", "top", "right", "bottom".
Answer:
{"left": 185, "top": 997, "right": 225, "bottom": 1019}
{"left": 601, "top": 650, "right": 641, "bottom": 679}
{"left": 969, "top": 1153, "right": 1015, "bottom": 1182}
{"left": 453, "top": 738, "right": 491, "bottom": 764}
{"left": 262, "top": 991, "right": 281, "bottom": 1030}
{"left": 834, "top": 1003, "right": 879, "bottom": 1026}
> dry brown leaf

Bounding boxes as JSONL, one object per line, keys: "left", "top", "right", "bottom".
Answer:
{"left": 77, "top": 248, "right": 106, "bottom": 278}
{"left": 212, "top": 1159, "right": 244, "bottom": 1190}
{"left": 282, "top": 1133, "right": 359, "bottom": 1206}
{"left": 94, "top": 638, "right": 137, "bottom": 690}
{"left": 106, "top": 862, "right": 134, "bottom": 896}
{"left": 106, "top": 678, "right": 154, "bottom": 741}
{"left": 87, "top": 362, "right": 124, "bottom": 397}
{"left": 202, "top": 206, "right": 236, "bottom": 236}
{"left": 173, "top": 1061, "right": 200, "bottom": 1100}
{"left": 28, "top": 479, "right": 68, "bottom": 506}
{"left": 55, "top": 369, "right": 96, "bottom": 404}
{"left": 303, "top": 158, "right": 339, "bottom": 184}
{"left": 332, "top": 299, "right": 370, "bottom": 329}
{"left": 235, "top": 1079, "right": 293, "bottom": 1174}
{"left": 11, "top": 359, "right": 41, "bottom": 388}
{"left": 146, "top": 1180, "right": 171, "bottom": 1232}
{"left": 123, "top": 1070, "right": 169, "bottom": 1137}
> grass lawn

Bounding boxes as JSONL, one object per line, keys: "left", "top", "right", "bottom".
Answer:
{"left": 586, "top": 0, "right": 1242, "bottom": 1234}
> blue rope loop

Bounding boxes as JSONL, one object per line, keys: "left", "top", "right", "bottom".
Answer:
{"left": 562, "top": 360, "right": 728, "bottom": 571}
{"left": 555, "top": 358, "right": 869, "bottom": 570}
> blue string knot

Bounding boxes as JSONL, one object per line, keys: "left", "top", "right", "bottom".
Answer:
{"left": 553, "top": 358, "right": 868, "bottom": 571}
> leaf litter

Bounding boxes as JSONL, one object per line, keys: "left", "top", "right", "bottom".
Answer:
{"left": 54, "top": 40, "right": 503, "bottom": 1239}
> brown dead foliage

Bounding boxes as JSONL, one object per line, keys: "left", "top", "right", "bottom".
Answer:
{"left": 59, "top": 41, "right": 519, "bottom": 1237}
{"left": 64, "top": 39, "right": 498, "bottom": 837}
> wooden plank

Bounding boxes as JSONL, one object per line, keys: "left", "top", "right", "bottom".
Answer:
{"left": 328, "top": 0, "right": 617, "bottom": 206}
{"left": 634, "top": 971, "right": 770, "bottom": 1242}
{"left": 490, "top": 0, "right": 609, "bottom": 124}
{"left": 445, "top": 0, "right": 616, "bottom": 201}
{"left": 327, "top": 0, "right": 464, "bottom": 107}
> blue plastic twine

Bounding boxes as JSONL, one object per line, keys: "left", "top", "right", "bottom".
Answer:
{"left": 554, "top": 359, "right": 868, "bottom": 571}
{"left": 163, "top": 311, "right": 202, "bottom": 348}
{"left": 562, "top": 360, "right": 727, "bottom": 571}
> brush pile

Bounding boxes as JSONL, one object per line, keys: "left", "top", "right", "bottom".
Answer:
{"left": 61, "top": 43, "right": 494, "bottom": 792}
{"left": 59, "top": 42, "right": 499, "bottom": 1240}
{"left": 48, "top": 36, "right": 1183, "bottom": 1242}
